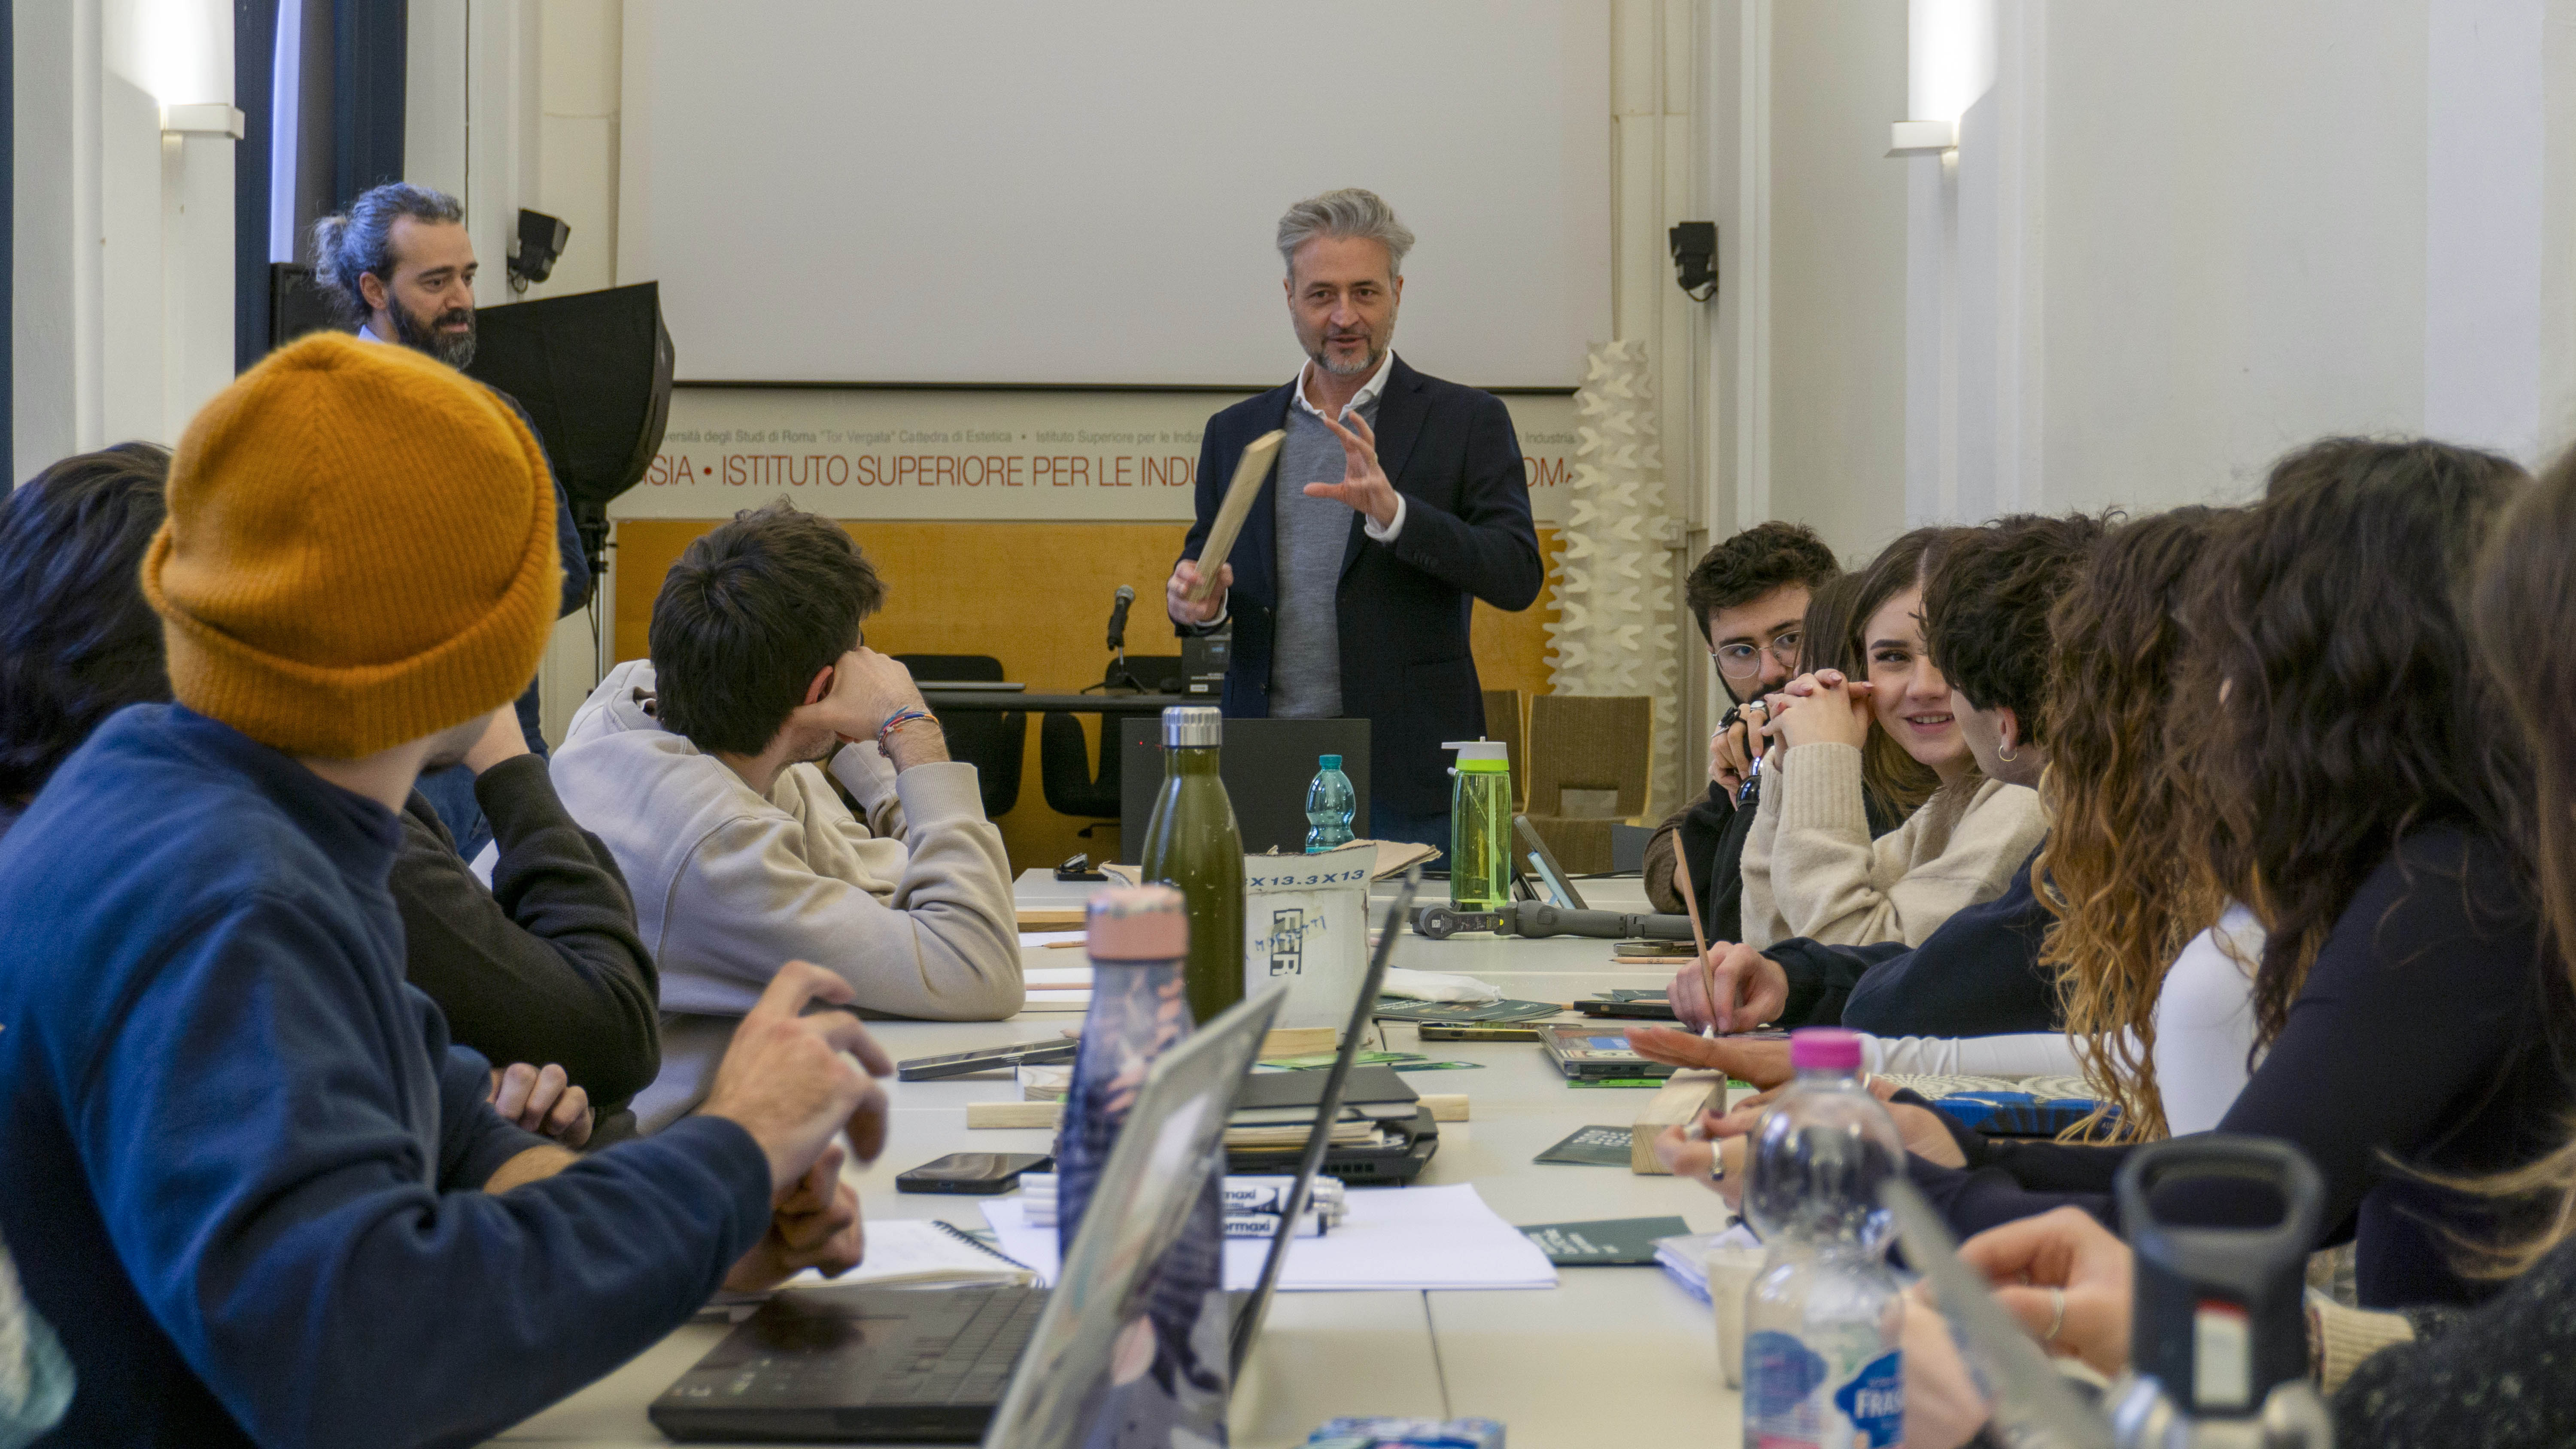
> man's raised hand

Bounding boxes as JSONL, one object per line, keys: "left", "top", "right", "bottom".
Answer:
{"left": 697, "top": 962, "right": 894, "bottom": 1200}
{"left": 1306, "top": 409, "right": 1400, "bottom": 527}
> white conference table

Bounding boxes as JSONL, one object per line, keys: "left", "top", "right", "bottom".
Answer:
{"left": 494, "top": 873, "right": 1744, "bottom": 1448}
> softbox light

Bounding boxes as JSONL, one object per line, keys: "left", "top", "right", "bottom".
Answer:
{"left": 464, "top": 281, "right": 675, "bottom": 584}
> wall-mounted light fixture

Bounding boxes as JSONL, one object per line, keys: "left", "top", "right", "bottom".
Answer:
{"left": 1886, "top": 119, "right": 1956, "bottom": 158}
{"left": 161, "top": 104, "right": 246, "bottom": 139}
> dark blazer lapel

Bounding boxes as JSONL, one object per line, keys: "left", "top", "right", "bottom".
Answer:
{"left": 1341, "top": 358, "right": 1429, "bottom": 578}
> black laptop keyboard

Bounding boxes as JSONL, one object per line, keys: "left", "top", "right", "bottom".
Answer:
{"left": 865, "top": 1290, "right": 1044, "bottom": 1405}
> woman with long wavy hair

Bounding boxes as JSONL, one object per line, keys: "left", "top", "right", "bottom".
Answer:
{"left": 1692, "top": 437, "right": 2564, "bottom": 1314}
{"left": 1899, "top": 448, "right": 2576, "bottom": 1449}
{"left": 2038, "top": 506, "right": 2248, "bottom": 1143}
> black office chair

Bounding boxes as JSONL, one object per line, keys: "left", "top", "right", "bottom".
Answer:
{"left": 1037, "top": 655, "right": 1185, "bottom": 836}
{"left": 1039, "top": 714, "right": 1121, "bottom": 825}
{"left": 893, "top": 654, "right": 1024, "bottom": 819}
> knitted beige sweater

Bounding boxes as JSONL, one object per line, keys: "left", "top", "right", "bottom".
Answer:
{"left": 1738, "top": 741, "right": 2047, "bottom": 949}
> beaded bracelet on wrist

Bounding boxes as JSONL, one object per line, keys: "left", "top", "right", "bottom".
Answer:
{"left": 877, "top": 708, "right": 935, "bottom": 747}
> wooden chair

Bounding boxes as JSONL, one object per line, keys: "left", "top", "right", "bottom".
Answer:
{"left": 1520, "top": 694, "right": 1652, "bottom": 874}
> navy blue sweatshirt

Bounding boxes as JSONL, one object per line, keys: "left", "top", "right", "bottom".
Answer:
{"left": 1905, "top": 827, "right": 2570, "bottom": 1309}
{"left": 1765, "top": 845, "right": 2057, "bottom": 1035}
{"left": 0, "top": 706, "right": 772, "bottom": 1448}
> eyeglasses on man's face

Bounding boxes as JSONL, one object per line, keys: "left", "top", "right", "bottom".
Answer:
{"left": 1710, "top": 628, "right": 1802, "bottom": 680}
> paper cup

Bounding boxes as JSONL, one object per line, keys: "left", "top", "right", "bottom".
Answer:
{"left": 1706, "top": 1246, "right": 1767, "bottom": 1388}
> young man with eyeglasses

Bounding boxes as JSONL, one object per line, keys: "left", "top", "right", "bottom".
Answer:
{"left": 1641, "top": 522, "right": 1841, "bottom": 934}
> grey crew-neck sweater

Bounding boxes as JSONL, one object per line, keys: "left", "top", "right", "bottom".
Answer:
{"left": 1268, "top": 393, "right": 1381, "bottom": 718}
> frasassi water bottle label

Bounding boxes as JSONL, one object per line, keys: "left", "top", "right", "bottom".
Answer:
{"left": 1833, "top": 1351, "right": 1903, "bottom": 1448}
{"left": 1745, "top": 1331, "right": 1826, "bottom": 1446}
{"left": 1746, "top": 1333, "right": 1902, "bottom": 1449}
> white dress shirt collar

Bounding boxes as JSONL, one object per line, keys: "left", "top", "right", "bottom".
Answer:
{"left": 1292, "top": 349, "right": 1397, "bottom": 420}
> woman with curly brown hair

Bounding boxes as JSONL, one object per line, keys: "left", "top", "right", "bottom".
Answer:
{"left": 2037, "top": 505, "right": 2260, "bottom": 1142}
{"left": 1842, "top": 437, "right": 2560, "bottom": 1312}
{"left": 1899, "top": 448, "right": 2576, "bottom": 1449}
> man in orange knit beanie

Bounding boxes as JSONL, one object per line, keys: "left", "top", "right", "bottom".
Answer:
{"left": 0, "top": 333, "right": 898, "bottom": 1448}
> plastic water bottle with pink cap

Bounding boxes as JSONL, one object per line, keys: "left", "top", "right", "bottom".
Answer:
{"left": 1740, "top": 1027, "right": 1906, "bottom": 1449}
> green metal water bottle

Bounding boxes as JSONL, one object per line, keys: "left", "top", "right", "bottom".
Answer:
{"left": 1139, "top": 706, "right": 1246, "bottom": 1025}
{"left": 1444, "top": 739, "right": 1512, "bottom": 911}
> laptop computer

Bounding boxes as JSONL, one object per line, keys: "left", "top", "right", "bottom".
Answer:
{"left": 1512, "top": 814, "right": 1585, "bottom": 908}
{"left": 1116, "top": 716, "right": 1371, "bottom": 860}
{"left": 649, "top": 876, "right": 1426, "bottom": 1444}
{"left": 1224, "top": 1063, "right": 1439, "bottom": 1185}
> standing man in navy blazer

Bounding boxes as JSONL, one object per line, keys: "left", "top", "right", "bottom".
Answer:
{"left": 1166, "top": 189, "right": 1543, "bottom": 849}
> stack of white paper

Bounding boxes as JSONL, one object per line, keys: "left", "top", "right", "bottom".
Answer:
{"left": 980, "top": 1182, "right": 1558, "bottom": 1292}
{"left": 1014, "top": 937, "right": 1092, "bottom": 1011}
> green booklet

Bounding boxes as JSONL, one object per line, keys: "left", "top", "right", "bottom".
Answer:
{"left": 1531, "top": 1125, "right": 1634, "bottom": 1166}
{"left": 1371, "top": 998, "right": 1562, "bottom": 1024}
{"left": 1519, "top": 1215, "right": 1694, "bottom": 1266}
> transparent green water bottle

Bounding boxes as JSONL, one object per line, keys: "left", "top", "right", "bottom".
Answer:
{"left": 1139, "top": 706, "right": 1246, "bottom": 1026}
{"left": 1444, "top": 739, "right": 1512, "bottom": 911}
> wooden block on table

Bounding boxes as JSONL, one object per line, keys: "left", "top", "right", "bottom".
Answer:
{"left": 1016, "top": 908, "right": 1089, "bottom": 931}
{"left": 1630, "top": 1070, "right": 1725, "bottom": 1174}
{"left": 1260, "top": 1027, "right": 1337, "bottom": 1059}
{"left": 1418, "top": 1093, "right": 1470, "bottom": 1123}
{"left": 967, "top": 1100, "right": 1064, "bottom": 1130}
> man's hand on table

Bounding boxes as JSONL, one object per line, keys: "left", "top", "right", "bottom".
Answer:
{"left": 725, "top": 1143, "right": 865, "bottom": 1292}
{"left": 698, "top": 962, "right": 894, "bottom": 1200}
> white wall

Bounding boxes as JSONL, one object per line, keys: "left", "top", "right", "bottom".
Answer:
{"left": 620, "top": 0, "right": 1613, "bottom": 389}
{"left": 1762, "top": 0, "right": 1911, "bottom": 563}
{"left": 12, "top": 0, "right": 235, "bottom": 480}
{"left": 1713, "top": 0, "right": 2576, "bottom": 567}
{"left": 2036, "top": 1, "right": 2434, "bottom": 510}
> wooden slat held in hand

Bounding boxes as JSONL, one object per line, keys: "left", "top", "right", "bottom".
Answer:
{"left": 1186, "top": 428, "right": 1288, "bottom": 602}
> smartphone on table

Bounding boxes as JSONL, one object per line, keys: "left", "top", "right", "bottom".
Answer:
{"left": 894, "top": 1152, "right": 1054, "bottom": 1195}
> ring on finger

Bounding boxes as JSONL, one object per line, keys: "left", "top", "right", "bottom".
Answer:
{"left": 2043, "top": 1286, "right": 2066, "bottom": 1343}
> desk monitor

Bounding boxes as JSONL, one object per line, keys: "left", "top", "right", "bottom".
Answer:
{"left": 1116, "top": 717, "right": 1370, "bottom": 861}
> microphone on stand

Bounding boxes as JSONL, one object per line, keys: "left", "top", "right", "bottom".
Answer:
{"left": 1106, "top": 585, "right": 1136, "bottom": 653}
{"left": 1103, "top": 585, "right": 1142, "bottom": 693}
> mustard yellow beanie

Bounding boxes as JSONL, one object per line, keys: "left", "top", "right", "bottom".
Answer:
{"left": 142, "top": 332, "right": 562, "bottom": 758}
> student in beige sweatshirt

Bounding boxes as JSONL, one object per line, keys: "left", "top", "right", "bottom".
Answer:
{"left": 553, "top": 503, "right": 1023, "bottom": 1128}
{"left": 1739, "top": 527, "right": 2046, "bottom": 949}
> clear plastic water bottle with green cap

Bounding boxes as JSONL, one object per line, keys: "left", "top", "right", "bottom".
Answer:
{"left": 1443, "top": 739, "right": 1512, "bottom": 910}
{"left": 1303, "top": 754, "right": 1357, "bottom": 853}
